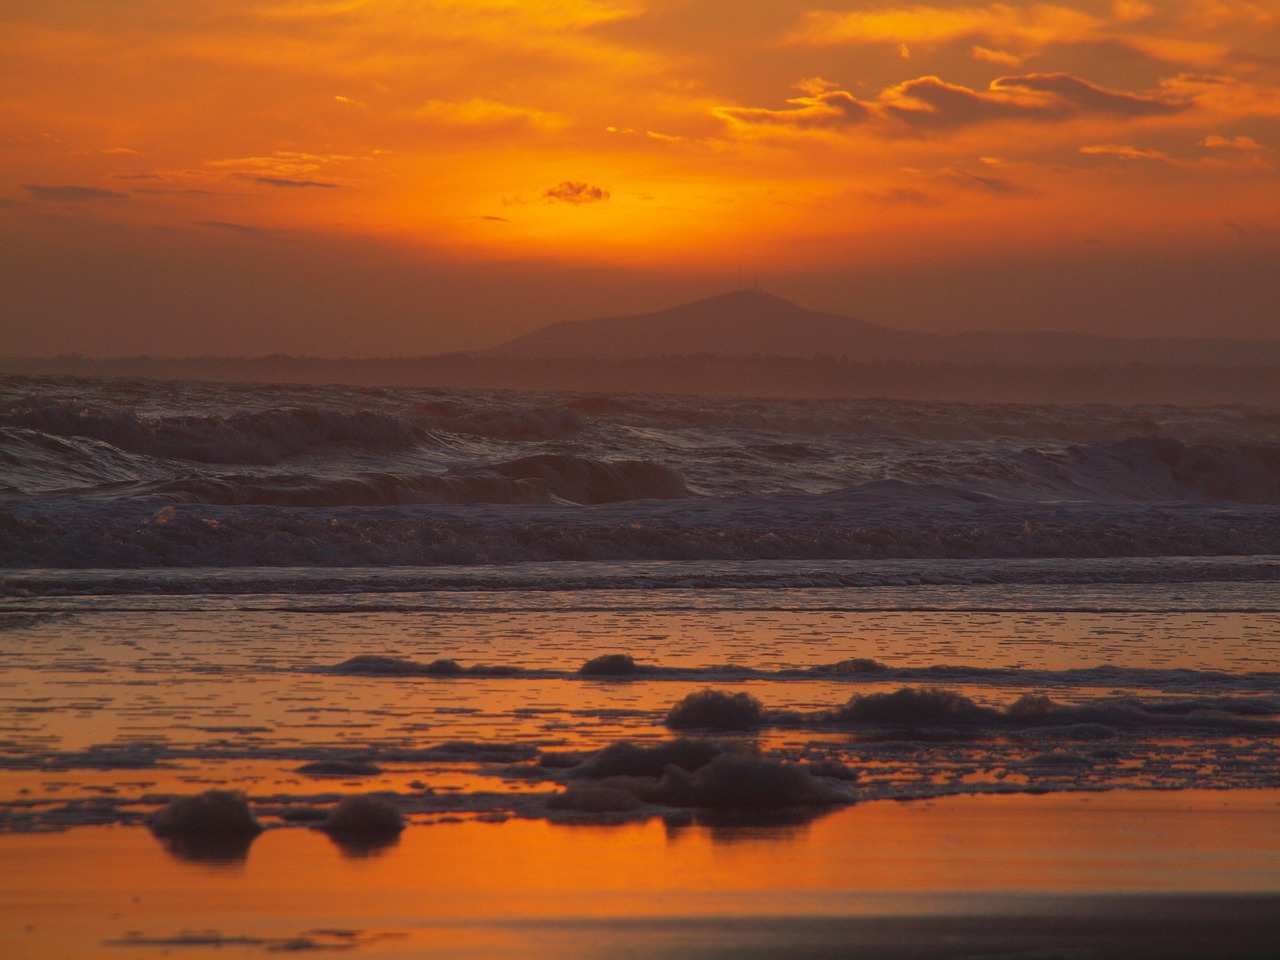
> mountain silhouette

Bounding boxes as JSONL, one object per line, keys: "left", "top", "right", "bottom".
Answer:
{"left": 488, "top": 289, "right": 1280, "bottom": 366}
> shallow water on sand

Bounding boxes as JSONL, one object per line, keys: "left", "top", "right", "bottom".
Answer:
{"left": 4, "top": 581, "right": 1280, "bottom": 811}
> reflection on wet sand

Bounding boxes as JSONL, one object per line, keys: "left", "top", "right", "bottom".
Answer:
{"left": 3, "top": 790, "right": 1279, "bottom": 959}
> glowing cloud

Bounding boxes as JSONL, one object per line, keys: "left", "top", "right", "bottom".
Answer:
{"left": 715, "top": 79, "right": 873, "bottom": 131}
{"left": 972, "top": 45, "right": 1025, "bottom": 65}
{"left": 1080, "top": 143, "right": 1169, "bottom": 159}
{"left": 721, "top": 72, "right": 1188, "bottom": 134}
{"left": 1203, "top": 133, "right": 1264, "bottom": 149}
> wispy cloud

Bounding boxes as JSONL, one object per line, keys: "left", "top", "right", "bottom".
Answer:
{"left": 204, "top": 151, "right": 355, "bottom": 188}
{"left": 1080, "top": 143, "right": 1169, "bottom": 160}
{"left": 135, "top": 187, "right": 217, "bottom": 196}
{"left": 941, "top": 167, "right": 1035, "bottom": 193}
{"left": 411, "top": 98, "right": 568, "bottom": 132}
{"left": 971, "top": 45, "right": 1025, "bottom": 66}
{"left": 864, "top": 185, "right": 944, "bottom": 206}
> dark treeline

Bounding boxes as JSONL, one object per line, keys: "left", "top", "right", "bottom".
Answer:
{"left": 3, "top": 353, "right": 1279, "bottom": 404}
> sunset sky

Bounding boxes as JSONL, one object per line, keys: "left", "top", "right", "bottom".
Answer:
{"left": 2, "top": 0, "right": 1277, "bottom": 356}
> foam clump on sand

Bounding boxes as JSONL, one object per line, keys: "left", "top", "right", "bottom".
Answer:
{"left": 325, "top": 654, "right": 522, "bottom": 678}
{"left": 149, "top": 789, "right": 262, "bottom": 839}
{"left": 665, "top": 689, "right": 767, "bottom": 730}
{"left": 579, "top": 653, "right": 639, "bottom": 676}
{"left": 319, "top": 795, "right": 406, "bottom": 837}
{"left": 547, "top": 783, "right": 648, "bottom": 813}
{"left": 832, "top": 687, "right": 997, "bottom": 724}
{"left": 327, "top": 654, "right": 460, "bottom": 676}
{"left": 297, "top": 760, "right": 384, "bottom": 777}
{"left": 835, "top": 688, "right": 1280, "bottom": 729}
{"left": 549, "top": 738, "right": 849, "bottom": 815}
{"left": 662, "top": 753, "right": 845, "bottom": 808}
{"left": 567, "top": 737, "right": 736, "bottom": 779}
{"left": 807, "top": 658, "right": 888, "bottom": 675}
{"left": 821, "top": 688, "right": 1280, "bottom": 734}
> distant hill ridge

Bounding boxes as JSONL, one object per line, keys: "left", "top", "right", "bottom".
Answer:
{"left": 488, "top": 289, "right": 1280, "bottom": 366}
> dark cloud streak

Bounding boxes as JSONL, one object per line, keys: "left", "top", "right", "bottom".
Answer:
{"left": 943, "top": 168, "right": 1034, "bottom": 195}
{"left": 884, "top": 75, "right": 1067, "bottom": 128}
{"left": 544, "top": 182, "right": 610, "bottom": 204}
{"left": 244, "top": 176, "right": 342, "bottom": 189}
{"left": 23, "top": 184, "right": 130, "bottom": 201}
{"left": 202, "top": 221, "right": 270, "bottom": 235}
{"left": 993, "top": 73, "right": 1186, "bottom": 116}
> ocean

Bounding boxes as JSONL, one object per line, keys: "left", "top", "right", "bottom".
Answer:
{"left": 2, "top": 374, "right": 1280, "bottom": 958}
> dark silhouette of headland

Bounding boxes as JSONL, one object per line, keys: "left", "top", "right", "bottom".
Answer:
{"left": 489, "top": 289, "right": 1280, "bottom": 367}
{"left": 5, "top": 289, "right": 1279, "bottom": 403}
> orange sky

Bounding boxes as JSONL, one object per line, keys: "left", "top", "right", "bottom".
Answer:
{"left": 2, "top": 0, "right": 1277, "bottom": 356}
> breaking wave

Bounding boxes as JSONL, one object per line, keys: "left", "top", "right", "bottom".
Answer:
{"left": 962, "top": 437, "right": 1280, "bottom": 503}
{"left": 568, "top": 395, "right": 1280, "bottom": 444}
{"left": 127, "top": 455, "right": 686, "bottom": 507}
{"left": 4, "top": 498, "right": 1279, "bottom": 567}
{"left": 413, "top": 398, "right": 584, "bottom": 441}
{"left": 5, "top": 377, "right": 1280, "bottom": 568}
{"left": 0, "top": 399, "right": 425, "bottom": 465}
{"left": 0, "top": 427, "right": 163, "bottom": 494}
